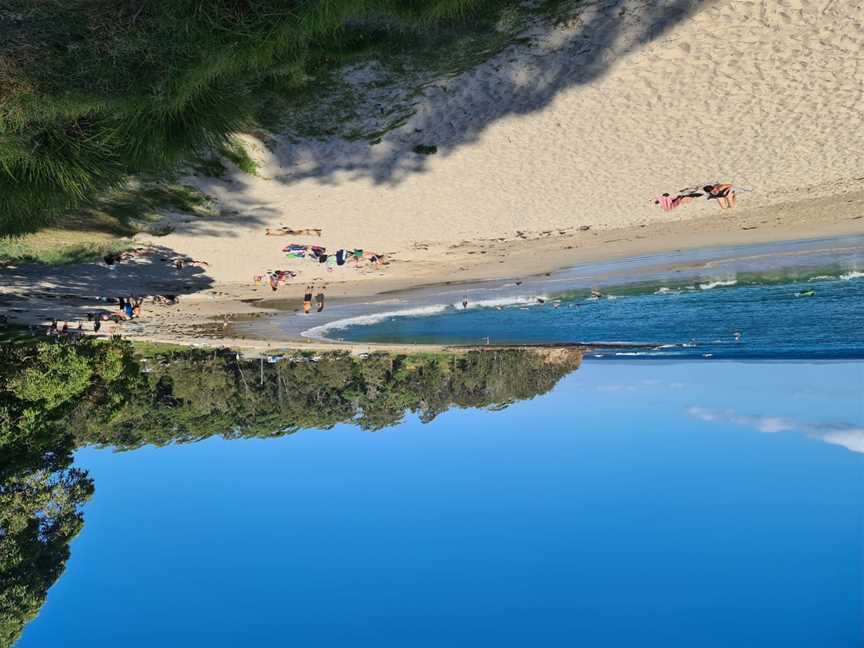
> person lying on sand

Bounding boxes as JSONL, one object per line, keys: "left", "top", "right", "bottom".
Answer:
{"left": 363, "top": 252, "right": 383, "bottom": 268}
{"left": 655, "top": 192, "right": 703, "bottom": 212}
{"left": 88, "top": 311, "right": 115, "bottom": 322}
{"left": 153, "top": 295, "right": 179, "bottom": 305}
{"left": 303, "top": 285, "right": 314, "bottom": 314}
{"left": 315, "top": 286, "right": 326, "bottom": 313}
{"left": 265, "top": 270, "right": 297, "bottom": 291}
{"left": 163, "top": 257, "right": 209, "bottom": 270}
{"left": 266, "top": 227, "right": 322, "bottom": 237}
{"left": 703, "top": 184, "right": 737, "bottom": 209}
{"left": 103, "top": 248, "right": 148, "bottom": 266}
{"left": 112, "top": 296, "right": 143, "bottom": 320}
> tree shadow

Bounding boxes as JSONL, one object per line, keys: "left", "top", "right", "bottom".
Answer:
{"left": 270, "top": 0, "right": 703, "bottom": 187}
{"left": 0, "top": 244, "right": 215, "bottom": 323}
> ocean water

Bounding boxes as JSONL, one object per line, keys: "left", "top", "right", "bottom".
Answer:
{"left": 314, "top": 238, "right": 864, "bottom": 359}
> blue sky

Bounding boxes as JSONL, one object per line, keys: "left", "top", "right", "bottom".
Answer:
{"left": 19, "top": 361, "right": 864, "bottom": 648}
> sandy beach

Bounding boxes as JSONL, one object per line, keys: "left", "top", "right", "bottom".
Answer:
{"left": 2, "top": 0, "right": 863, "bottom": 351}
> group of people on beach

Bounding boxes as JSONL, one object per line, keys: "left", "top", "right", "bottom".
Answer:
{"left": 256, "top": 226, "right": 385, "bottom": 293}
{"left": 54, "top": 294, "right": 180, "bottom": 335}
{"left": 655, "top": 183, "right": 748, "bottom": 212}
{"left": 282, "top": 243, "right": 383, "bottom": 270}
{"left": 302, "top": 285, "right": 326, "bottom": 314}
{"left": 46, "top": 319, "right": 87, "bottom": 339}
{"left": 102, "top": 248, "right": 210, "bottom": 271}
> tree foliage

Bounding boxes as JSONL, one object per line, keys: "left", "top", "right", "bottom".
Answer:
{"left": 0, "top": 337, "right": 579, "bottom": 645}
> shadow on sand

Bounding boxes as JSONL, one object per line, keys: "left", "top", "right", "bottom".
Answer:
{"left": 267, "top": 0, "right": 703, "bottom": 187}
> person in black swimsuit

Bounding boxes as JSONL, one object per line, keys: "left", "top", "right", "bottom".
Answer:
{"left": 303, "top": 286, "right": 313, "bottom": 314}
{"left": 703, "top": 184, "right": 736, "bottom": 209}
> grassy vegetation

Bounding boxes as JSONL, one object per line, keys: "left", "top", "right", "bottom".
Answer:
{"left": 1, "top": 0, "right": 535, "bottom": 235}
{"left": 0, "top": 181, "right": 215, "bottom": 264}
{"left": 265, "top": 1, "right": 550, "bottom": 142}
{"left": 221, "top": 137, "right": 259, "bottom": 175}
{"left": 0, "top": 0, "right": 589, "bottom": 238}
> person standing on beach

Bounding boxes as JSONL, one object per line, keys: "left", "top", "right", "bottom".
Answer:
{"left": 315, "top": 287, "right": 326, "bottom": 313}
{"left": 303, "top": 286, "right": 314, "bottom": 314}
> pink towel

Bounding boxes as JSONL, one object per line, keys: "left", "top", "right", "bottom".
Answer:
{"left": 656, "top": 195, "right": 675, "bottom": 212}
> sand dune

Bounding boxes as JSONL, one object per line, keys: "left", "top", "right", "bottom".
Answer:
{"left": 131, "top": 0, "right": 864, "bottom": 288}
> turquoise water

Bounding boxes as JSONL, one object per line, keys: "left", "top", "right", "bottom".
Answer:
{"left": 17, "top": 361, "right": 864, "bottom": 647}
{"left": 317, "top": 238, "right": 864, "bottom": 359}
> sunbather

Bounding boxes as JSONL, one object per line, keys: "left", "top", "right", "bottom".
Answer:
{"left": 655, "top": 191, "right": 702, "bottom": 212}
{"left": 166, "top": 257, "right": 209, "bottom": 270}
{"left": 266, "top": 227, "right": 322, "bottom": 237}
{"left": 703, "top": 184, "right": 737, "bottom": 209}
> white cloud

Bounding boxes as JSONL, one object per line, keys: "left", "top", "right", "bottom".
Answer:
{"left": 686, "top": 407, "right": 864, "bottom": 454}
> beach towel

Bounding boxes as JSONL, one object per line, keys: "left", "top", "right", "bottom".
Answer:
{"left": 656, "top": 195, "right": 676, "bottom": 212}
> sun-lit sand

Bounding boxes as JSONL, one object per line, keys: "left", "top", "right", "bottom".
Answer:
{"left": 3, "top": 0, "right": 863, "bottom": 349}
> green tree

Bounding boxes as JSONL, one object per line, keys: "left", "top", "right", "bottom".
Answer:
{"left": 0, "top": 462, "right": 93, "bottom": 648}
{"left": 0, "top": 337, "right": 580, "bottom": 644}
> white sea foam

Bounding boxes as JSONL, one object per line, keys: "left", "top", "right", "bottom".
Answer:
{"left": 449, "top": 295, "right": 544, "bottom": 309}
{"left": 840, "top": 270, "right": 864, "bottom": 281}
{"left": 302, "top": 304, "right": 450, "bottom": 339}
{"left": 698, "top": 279, "right": 738, "bottom": 290}
{"left": 302, "top": 294, "right": 545, "bottom": 339}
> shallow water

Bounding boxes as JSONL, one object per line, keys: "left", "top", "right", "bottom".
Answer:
{"left": 317, "top": 237, "right": 864, "bottom": 359}
{"left": 17, "top": 361, "right": 864, "bottom": 648}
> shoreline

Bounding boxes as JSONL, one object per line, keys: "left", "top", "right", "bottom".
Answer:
{"left": 236, "top": 230, "right": 864, "bottom": 347}
{"left": 3, "top": 208, "right": 860, "bottom": 357}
